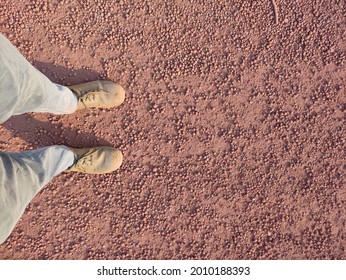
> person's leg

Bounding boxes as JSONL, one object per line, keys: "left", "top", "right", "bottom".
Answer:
{"left": 0, "top": 33, "right": 77, "bottom": 123}
{"left": 0, "top": 33, "right": 125, "bottom": 123}
{"left": 0, "top": 145, "right": 75, "bottom": 244}
{"left": 0, "top": 145, "right": 122, "bottom": 244}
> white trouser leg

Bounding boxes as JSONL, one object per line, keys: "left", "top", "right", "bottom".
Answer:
{"left": 0, "top": 145, "right": 75, "bottom": 244}
{"left": 0, "top": 33, "right": 77, "bottom": 124}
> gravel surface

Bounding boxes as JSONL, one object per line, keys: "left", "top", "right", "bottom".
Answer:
{"left": 0, "top": 0, "right": 345, "bottom": 259}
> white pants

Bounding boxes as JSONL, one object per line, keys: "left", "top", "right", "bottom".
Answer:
{"left": 0, "top": 147, "right": 75, "bottom": 244}
{"left": 0, "top": 33, "right": 77, "bottom": 244}
{"left": 0, "top": 34, "right": 77, "bottom": 122}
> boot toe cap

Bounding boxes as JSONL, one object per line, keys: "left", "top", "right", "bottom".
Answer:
{"left": 110, "top": 148, "right": 123, "bottom": 171}
{"left": 96, "top": 147, "right": 123, "bottom": 174}
{"left": 110, "top": 84, "right": 125, "bottom": 108}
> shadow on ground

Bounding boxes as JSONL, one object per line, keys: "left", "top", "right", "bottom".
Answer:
{"left": 32, "top": 60, "right": 108, "bottom": 85}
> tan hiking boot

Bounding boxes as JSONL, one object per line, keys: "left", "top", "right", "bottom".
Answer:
{"left": 66, "top": 146, "right": 123, "bottom": 174}
{"left": 68, "top": 80, "right": 125, "bottom": 110}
